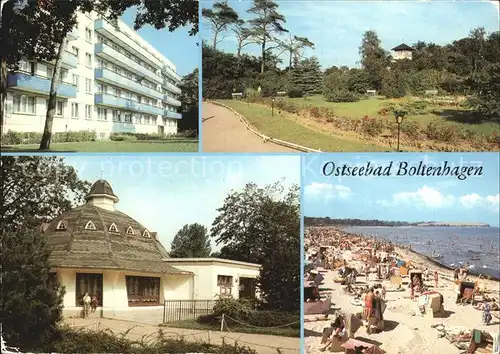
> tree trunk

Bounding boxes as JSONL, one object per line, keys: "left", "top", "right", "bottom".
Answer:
{"left": 213, "top": 31, "right": 218, "bottom": 51}
{"left": 289, "top": 49, "right": 292, "bottom": 70}
{"left": 39, "top": 39, "right": 65, "bottom": 150}
{"left": 237, "top": 40, "right": 242, "bottom": 57}
{"left": 261, "top": 38, "right": 266, "bottom": 74}
{"left": 0, "top": 57, "right": 7, "bottom": 137}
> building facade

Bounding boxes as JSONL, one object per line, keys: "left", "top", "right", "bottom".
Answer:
{"left": 43, "top": 179, "right": 260, "bottom": 324}
{"left": 391, "top": 43, "right": 414, "bottom": 61}
{"left": 4, "top": 12, "right": 182, "bottom": 139}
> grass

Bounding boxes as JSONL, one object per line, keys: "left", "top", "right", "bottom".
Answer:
{"left": 1, "top": 139, "right": 199, "bottom": 152}
{"left": 283, "top": 95, "right": 499, "bottom": 136}
{"left": 161, "top": 319, "right": 299, "bottom": 338}
{"left": 218, "top": 100, "right": 389, "bottom": 152}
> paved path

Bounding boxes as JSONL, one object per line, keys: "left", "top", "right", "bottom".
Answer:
{"left": 66, "top": 317, "right": 300, "bottom": 354}
{"left": 202, "top": 102, "right": 297, "bottom": 153}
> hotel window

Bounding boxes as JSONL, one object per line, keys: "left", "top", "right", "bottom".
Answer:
{"left": 73, "top": 74, "right": 79, "bottom": 91}
{"left": 144, "top": 116, "right": 151, "bottom": 125}
{"left": 47, "top": 67, "right": 53, "bottom": 79}
{"left": 152, "top": 117, "right": 157, "bottom": 125}
{"left": 72, "top": 46, "right": 79, "bottom": 63}
{"left": 97, "top": 59, "right": 103, "bottom": 68}
{"left": 76, "top": 273, "right": 103, "bottom": 306}
{"left": 13, "top": 95, "right": 36, "bottom": 114}
{"left": 85, "top": 79, "right": 92, "bottom": 94}
{"left": 58, "top": 68, "right": 68, "bottom": 83}
{"left": 19, "top": 60, "right": 30, "bottom": 72}
{"left": 115, "top": 88, "right": 121, "bottom": 97}
{"left": 46, "top": 100, "right": 63, "bottom": 116}
{"left": 85, "top": 28, "right": 92, "bottom": 42}
{"left": 97, "top": 107, "right": 107, "bottom": 121}
{"left": 112, "top": 110, "right": 120, "bottom": 122}
{"left": 85, "top": 53, "right": 92, "bottom": 67}
{"left": 97, "top": 35, "right": 103, "bottom": 42}
{"left": 71, "top": 103, "right": 79, "bottom": 118}
{"left": 85, "top": 105, "right": 92, "bottom": 120}
{"left": 125, "top": 276, "right": 160, "bottom": 306}
{"left": 124, "top": 113, "right": 132, "bottom": 123}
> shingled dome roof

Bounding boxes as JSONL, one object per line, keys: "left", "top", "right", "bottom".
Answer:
{"left": 391, "top": 43, "right": 414, "bottom": 51}
{"left": 44, "top": 180, "right": 187, "bottom": 275}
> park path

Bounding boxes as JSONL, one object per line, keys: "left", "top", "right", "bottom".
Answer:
{"left": 202, "top": 102, "right": 297, "bottom": 152}
{"left": 65, "top": 317, "right": 300, "bottom": 354}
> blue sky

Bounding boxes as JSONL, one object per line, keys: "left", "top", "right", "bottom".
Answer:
{"left": 303, "top": 153, "right": 500, "bottom": 226}
{"left": 121, "top": 7, "right": 198, "bottom": 76}
{"left": 62, "top": 155, "right": 300, "bottom": 252}
{"left": 202, "top": 0, "right": 500, "bottom": 69}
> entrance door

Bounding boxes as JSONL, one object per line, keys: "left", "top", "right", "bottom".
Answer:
{"left": 239, "top": 278, "right": 255, "bottom": 300}
{"left": 158, "top": 125, "right": 164, "bottom": 134}
{"left": 76, "top": 273, "right": 103, "bottom": 306}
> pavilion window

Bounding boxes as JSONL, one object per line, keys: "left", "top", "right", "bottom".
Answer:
{"left": 85, "top": 220, "right": 96, "bottom": 230}
{"left": 143, "top": 229, "right": 151, "bottom": 238}
{"left": 56, "top": 220, "right": 67, "bottom": 230}
{"left": 109, "top": 223, "right": 119, "bottom": 233}
{"left": 217, "top": 275, "right": 233, "bottom": 297}
{"left": 126, "top": 226, "right": 134, "bottom": 235}
{"left": 125, "top": 276, "right": 160, "bottom": 306}
{"left": 76, "top": 273, "right": 103, "bottom": 306}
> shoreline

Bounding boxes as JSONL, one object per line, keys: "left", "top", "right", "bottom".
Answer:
{"left": 338, "top": 225, "right": 500, "bottom": 281}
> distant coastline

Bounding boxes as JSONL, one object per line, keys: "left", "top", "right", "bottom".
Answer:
{"left": 304, "top": 217, "right": 491, "bottom": 228}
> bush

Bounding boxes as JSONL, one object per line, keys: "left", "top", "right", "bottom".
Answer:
{"left": 324, "top": 90, "right": 359, "bottom": 102}
{"left": 1, "top": 130, "right": 96, "bottom": 145}
{"left": 287, "top": 88, "right": 303, "bottom": 98}
{"left": 400, "top": 120, "right": 422, "bottom": 140}
{"left": 48, "top": 326, "right": 257, "bottom": 354}
{"left": 425, "top": 121, "right": 459, "bottom": 142}
{"left": 309, "top": 106, "right": 321, "bottom": 118}
{"left": 110, "top": 133, "right": 137, "bottom": 141}
{"left": 245, "top": 88, "right": 262, "bottom": 103}
{"left": 360, "top": 116, "right": 384, "bottom": 136}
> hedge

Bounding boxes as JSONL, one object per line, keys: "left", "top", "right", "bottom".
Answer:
{"left": 2, "top": 130, "right": 96, "bottom": 145}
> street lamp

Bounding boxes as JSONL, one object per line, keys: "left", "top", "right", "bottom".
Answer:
{"left": 394, "top": 112, "right": 404, "bottom": 152}
{"left": 272, "top": 98, "right": 275, "bottom": 117}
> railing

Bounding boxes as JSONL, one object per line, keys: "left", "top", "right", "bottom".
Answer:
{"left": 163, "top": 299, "right": 216, "bottom": 323}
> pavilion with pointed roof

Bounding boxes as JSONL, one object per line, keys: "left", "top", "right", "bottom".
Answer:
{"left": 43, "top": 179, "right": 261, "bottom": 323}
{"left": 391, "top": 43, "right": 415, "bottom": 60}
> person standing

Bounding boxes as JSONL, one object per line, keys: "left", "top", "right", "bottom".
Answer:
{"left": 82, "top": 292, "right": 91, "bottom": 318}
{"left": 434, "top": 271, "right": 439, "bottom": 288}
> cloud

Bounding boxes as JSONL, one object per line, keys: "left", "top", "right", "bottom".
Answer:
{"left": 461, "top": 193, "right": 500, "bottom": 211}
{"left": 377, "top": 186, "right": 454, "bottom": 209}
{"left": 304, "top": 183, "right": 352, "bottom": 201}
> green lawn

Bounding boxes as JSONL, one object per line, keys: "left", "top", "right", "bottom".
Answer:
{"left": 218, "top": 100, "right": 389, "bottom": 152}
{"left": 283, "top": 95, "right": 499, "bottom": 136}
{"left": 1, "top": 139, "right": 199, "bottom": 152}
{"left": 161, "top": 319, "right": 299, "bottom": 337}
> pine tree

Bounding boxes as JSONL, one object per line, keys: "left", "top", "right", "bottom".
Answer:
{"left": 300, "top": 57, "right": 323, "bottom": 95}
{"left": 1, "top": 228, "right": 65, "bottom": 350}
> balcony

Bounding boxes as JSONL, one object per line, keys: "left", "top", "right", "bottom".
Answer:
{"left": 95, "top": 93, "right": 163, "bottom": 116}
{"left": 61, "top": 51, "right": 78, "bottom": 69}
{"left": 164, "top": 110, "right": 182, "bottom": 119}
{"left": 162, "top": 80, "right": 181, "bottom": 95}
{"left": 162, "top": 65, "right": 181, "bottom": 82}
{"left": 7, "top": 72, "right": 76, "bottom": 98}
{"left": 94, "top": 43, "right": 163, "bottom": 84}
{"left": 95, "top": 68, "right": 162, "bottom": 100}
{"left": 163, "top": 95, "right": 181, "bottom": 107}
{"left": 66, "top": 27, "right": 79, "bottom": 40}
{"left": 94, "top": 19, "right": 164, "bottom": 72}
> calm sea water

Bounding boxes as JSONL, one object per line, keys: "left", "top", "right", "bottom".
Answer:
{"left": 343, "top": 226, "right": 500, "bottom": 279}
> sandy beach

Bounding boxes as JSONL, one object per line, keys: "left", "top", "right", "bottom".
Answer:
{"left": 304, "top": 226, "right": 500, "bottom": 354}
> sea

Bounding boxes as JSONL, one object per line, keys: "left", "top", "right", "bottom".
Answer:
{"left": 343, "top": 226, "right": 500, "bottom": 280}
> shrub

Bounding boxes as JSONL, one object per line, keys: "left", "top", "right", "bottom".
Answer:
{"left": 400, "top": 120, "right": 422, "bottom": 140}
{"left": 309, "top": 106, "right": 321, "bottom": 118}
{"left": 2, "top": 130, "right": 23, "bottom": 145}
{"left": 110, "top": 133, "right": 137, "bottom": 141}
{"left": 360, "top": 116, "right": 384, "bottom": 136}
{"left": 486, "top": 131, "right": 500, "bottom": 146}
{"left": 287, "top": 88, "right": 303, "bottom": 98}
{"left": 324, "top": 90, "right": 359, "bottom": 102}
{"left": 245, "top": 88, "right": 262, "bottom": 103}
{"left": 1, "top": 131, "right": 96, "bottom": 145}
{"left": 425, "top": 121, "right": 459, "bottom": 142}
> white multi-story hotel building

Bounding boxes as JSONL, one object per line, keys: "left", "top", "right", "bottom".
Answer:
{"left": 4, "top": 12, "right": 183, "bottom": 139}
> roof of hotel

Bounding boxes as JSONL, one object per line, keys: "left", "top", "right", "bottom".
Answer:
{"left": 164, "top": 257, "right": 262, "bottom": 268}
{"left": 44, "top": 180, "right": 188, "bottom": 275}
{"left": 391, "top": 43, "right": 414, "bottom": 51}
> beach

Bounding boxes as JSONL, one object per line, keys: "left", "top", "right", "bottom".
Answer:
{"left": 304, "top": 226, "right": 500, "bottom": 354}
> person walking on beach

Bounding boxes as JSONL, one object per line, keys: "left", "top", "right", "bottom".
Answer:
{"left": 365, "top": 263, "right": 370, "bottom": 283}
{"left": 434, "top": 271, "right": 439, "bottom": 288}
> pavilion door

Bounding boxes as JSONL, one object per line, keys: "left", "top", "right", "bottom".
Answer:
{"left": 76, "top": 273, "right": 103, "bottom": 306}
{"left": 239, "top": 278, "right": 255, "bottom": 300}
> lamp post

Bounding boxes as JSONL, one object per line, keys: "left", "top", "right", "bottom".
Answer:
{"left": 394, "top": 112, "right": 404, "bottom": 152}
{"left": 272, "top": 97, "right": 275, "bottom": 117}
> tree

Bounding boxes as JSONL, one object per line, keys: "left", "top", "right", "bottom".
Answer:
{"left": 177, "top": 68, "right": 198, "bottom": 132}
{"left": 232, "top": 20, "right": 254, "bottom": 57}
{"left": 323, "top": 70, "right": 359, "bottom": 103}
{"left": 247, "top": 0, "right": 288, "bottom": 73}
{"left": 1, "top": 156, "right": 90, "bottom": 232}
{"left": 297, "top": 57, "right": 322, "bottom": 95}
{"left": 211, "top": 182, "right": 300, "bottom": 311}
{"left": 278, "top": 33, "right": 314, "bottom": 69}
{"left": 1, "top": 228, "right": 65, "bottom": 350}
{"left": 359, "top": 30, "right": 388, "bottom": 90}
{"left": 169, "top": 223, "right": 211, "bottom": 258}
{"left": 381, "top": 68, "right": 407, "bottom": 98}
{"left": 466, "top": 62, "right": 500, "bottom": 119}
{"left": 202, "top": 1, "right": 239, "bottom": 50}
{"left": 1, "top": 0, "right": 199, "bottom": 149}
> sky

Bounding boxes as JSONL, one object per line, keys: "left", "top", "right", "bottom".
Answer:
{"left": 303, "top": 153, "right": 500, "bottom": 227}
{"left": 121, "top": 7, "right": 198, "bottom": 76}
{"left": 62, "top": 154, "right": 300, "bottom": 252}
{"left": 202, "top": 0, "right": 500, "bottom": 69}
